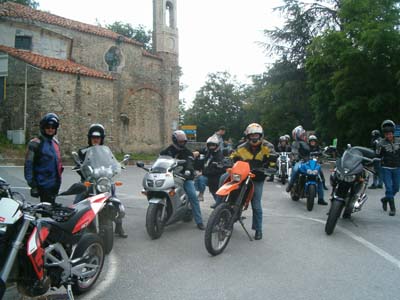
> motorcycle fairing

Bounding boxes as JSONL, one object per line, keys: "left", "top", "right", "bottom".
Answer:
{"left": 216, "top": 181, "right": 241, "bottom": 196}
{"left": 71, "top": 193, "right": 109, "bottom": 234}
{"left": 27, "top": 224, "right": 50, "bottom": 280}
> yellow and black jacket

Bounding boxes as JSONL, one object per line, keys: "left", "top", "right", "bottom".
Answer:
{"left": 230, "top": 140, "right": 271, "bottom": 182}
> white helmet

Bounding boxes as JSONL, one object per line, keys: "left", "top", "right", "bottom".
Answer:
{"left": 292, "top": 125, "right": 306, "bottom": 141}
{"left": 206, "top": 135, "right": 220, "bottom": 151}
{"left": 309, "top": 135, "right": 317, "bottom": 142}
{"left": 245, "top": 123, "right": 264, "bottom": 138}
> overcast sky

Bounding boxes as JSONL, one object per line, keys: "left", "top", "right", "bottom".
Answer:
{"left": 38, "top": 0, "right": 283, "bottom": 106}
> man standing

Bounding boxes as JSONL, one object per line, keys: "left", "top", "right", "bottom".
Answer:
{"left": 369, "top": 129, "right": 383, "bottom": 189}
{"left": 24, "top": 113, "right": 63, "bottom": 204}
{"left": 212, "top": 126, "right": 226, "bottom": 154}
{"left": 376, "top": 120, "right": 400, "bottom": 216}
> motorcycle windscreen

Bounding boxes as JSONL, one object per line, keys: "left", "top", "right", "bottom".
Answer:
{"left": 338, "top": 148, "right": 364, "bottom": 175}
{"left": 81, "top": 145, "right": 121, "bottom": 179}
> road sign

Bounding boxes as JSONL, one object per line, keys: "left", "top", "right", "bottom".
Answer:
{"left": 181, "top": 125, "right": 197, "bottom": 141}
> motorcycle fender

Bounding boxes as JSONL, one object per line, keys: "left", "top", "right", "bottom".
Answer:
{"left": 27, "top": 225, "right": 50, "bottom": 280}
{"left": 333, "top": 196, "right": 345, "bottom": 203}
{"left": 149, "top": 198, "right": 166, "bottom": 206}
{"left": 216, "top": 182, "right": 240, "bottom": 196}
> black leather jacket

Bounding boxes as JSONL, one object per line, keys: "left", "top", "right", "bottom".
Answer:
{"left": 376, "top": 137, "right": 400, "bottom": 168}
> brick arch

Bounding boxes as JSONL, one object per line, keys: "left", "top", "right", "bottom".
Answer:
{"left": 119, "top": 87, "right": 164, "bottom": 152}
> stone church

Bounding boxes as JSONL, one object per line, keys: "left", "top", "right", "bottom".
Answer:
{"left": 0, "top": 0, "right": 179, "bottom": 154}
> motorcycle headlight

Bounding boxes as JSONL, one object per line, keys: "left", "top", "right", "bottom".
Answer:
{"left": 155, "top": 180, "right": 165, "bottom": 187}
{"left": 344, "top": 175, "right": 356, "bottom": 182}
{"left": 0, "top": 225, "right": 7, "bottom": 233}
{"left": 306, "top": 169, "right": 319, "bottom": 175}
{"left": 96, "top": 177, "right": 111, "bottom": 193}
{"left": 232, "top": 174, "right": 241, "bottom": 182}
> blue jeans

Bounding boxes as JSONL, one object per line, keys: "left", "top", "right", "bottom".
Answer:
{"left": 251, "top": 181, "right": 264, "bottom": 232}
{"left": 382, "top": 167, "right": 400, "bottom": 199}
{"left": 289, "top": 162, "right": 301, "bottom": 186}
{"left": 184, "top": 180, "right": 203, "bottom": 225}
{"left": 373, "top": 161, "right": 383, "bottom": 187}
{"left": 194, "top": 175, "right": 208, "bottom": 193}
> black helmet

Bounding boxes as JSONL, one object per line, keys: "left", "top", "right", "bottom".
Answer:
{"left": 87, "top": 123, "right": 105, "bottom": 145}
{"left": 371, "top": 129, "right": 380, "bottom": 138}
{"left": 172, "top": 130, "right": 187, "bottom": 149}
{"left": 39, "top": 113, "right": 59, "bottom": 137}
{"left": 381, "top": 120, "right": 395, "bottom": 133}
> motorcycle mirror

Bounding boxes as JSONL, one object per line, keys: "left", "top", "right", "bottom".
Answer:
{"left": 121, "top": 154, "right": 130, "bottom": 166}
{"left": 184, "top": 170, "right": 191, "bottom": 177}
{"left": 71, "top": 151, "right": 81, "bottom": 166}
{"left": 136, "top": 161, "right": 145, "bottom": 168}
{"left": 58, "top": 182, "right": 87, "bottom": 196}
{"left": 347, "top": 144, "right": 352, "bottom": 149}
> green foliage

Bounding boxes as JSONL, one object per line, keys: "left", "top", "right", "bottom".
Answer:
{"left": 105, "top": 22, "right": 152, "bottom": 51}
{"left": 183, "top": 72, "right": 247, "bottom": 142}
{"left": 0, "top": 0, "right": 39, "bottom": 8}
{"left": 306, "top": 0, "right": 400, "bottom": 146}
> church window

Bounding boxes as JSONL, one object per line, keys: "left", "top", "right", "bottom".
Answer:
{"left": 166, "top": 1, "right": 175, "bottom": 28}
{"left": 105, "top": 46, "right": 122, "bottom": 72}
{"left": 15, "top": 36, "right": 32, "bottom": 50}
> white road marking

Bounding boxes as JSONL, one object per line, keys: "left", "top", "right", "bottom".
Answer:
{"left": 9, "top": 186, "right": 30, "bottom": 190}
{"left": 83, "top": 251, "right": 118, "bottom": 299}
{"left": 266, "top": 213, "right": 400, "bottom": 270}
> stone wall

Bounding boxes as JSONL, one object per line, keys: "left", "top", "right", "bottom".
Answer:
{"left": 0, "top": 55, "right": 42, "bottom": 138}
{"left": 0, "top": 20, "right": 72, "bottom": 59}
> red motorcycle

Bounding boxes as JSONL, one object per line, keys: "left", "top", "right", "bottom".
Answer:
{"left": 0, "top": 180, "right": 109, "bottom": 300}
{"left": 204, "top": 161, "right": 270, "bottom": 256}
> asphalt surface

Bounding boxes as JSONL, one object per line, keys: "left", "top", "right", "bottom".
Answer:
{"left": 1, "top": 165, "right": 400, "bottom": 300}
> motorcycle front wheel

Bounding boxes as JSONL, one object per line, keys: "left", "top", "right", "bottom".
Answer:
{"left": 204, "top": 203, "right": 233, "bottom": 256}
{"left": 71, "top": 233, "right": 105, "bottom": 295}
{"left": 325, "top": 200, "right": 344, "bottom": 235}
{"left": 306, "top": 184, "right": 316, "bottom": 211}
{"left": 146, "top": 203, "right": 165, "bottom": 239}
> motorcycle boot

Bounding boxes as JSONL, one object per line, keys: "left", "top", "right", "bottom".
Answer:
{"left": 318, "top": 199, "right": 328, "bottom": 205}
{"left": 115, "top": 221, "right": 128, "bottom": 238}
{"left": 381, "top": 197, "right": 388, "bottom": 211}
{"left": 388, "top": 198, "right": 396, "bottom": 216}
{"left": 255, "top": 230, "right": 262, "bottom": 240}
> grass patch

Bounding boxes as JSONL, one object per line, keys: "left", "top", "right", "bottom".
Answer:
{"left": 0, "top": 134, "right": 26, "bottom": 159}
{"left": 114, "top": 152, "right": 157, "bottom": 162}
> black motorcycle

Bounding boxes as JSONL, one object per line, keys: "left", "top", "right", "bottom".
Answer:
{"left": 325, "top": 146, "right": 379, "bottom": 235}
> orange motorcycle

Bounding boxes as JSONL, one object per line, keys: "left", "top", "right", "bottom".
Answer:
{"left": 204, "top": 161, "right": 269, "bottom": 256}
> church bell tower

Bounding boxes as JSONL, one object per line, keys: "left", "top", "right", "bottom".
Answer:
{"left": 153, "top": 0, "right": 179, "bottom": 55}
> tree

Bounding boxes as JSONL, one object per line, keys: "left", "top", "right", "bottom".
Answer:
{"left": 0, "top": 0, "right": 39, "bottom": 8}
{"left": 183, "top": 72, "right": 247, "bottom": 141}
{"left": 105, "top": 22, "right": 152, "bottom": 51}
{"left": 306, "top": 0, "right": 400, "bottom": 146}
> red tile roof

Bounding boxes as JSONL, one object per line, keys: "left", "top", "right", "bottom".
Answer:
{"left": 0, "top": 45, "right": 113, "bottom": 80}
{"left": 0, "top": 2, "right": 153, "bottom": 50}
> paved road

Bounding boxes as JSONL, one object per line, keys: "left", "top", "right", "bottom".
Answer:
{"left": 1, "top": 165, "right": 400, "bottom": 300}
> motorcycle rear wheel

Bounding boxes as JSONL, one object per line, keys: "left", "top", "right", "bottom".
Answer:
{"left": 306, "top": 185, "right": 316, "bottom": 211}
{"left": 325, "top": 200, "right": 344, "bottom": 235}
{"left": 71, "top": 233, "right": 105, "bottom": 295}
{"left": 204, "top": 203, "right": 233, "bottom": 256}
{"left": 146, "top": 203, "right": 165, "bottom": 239}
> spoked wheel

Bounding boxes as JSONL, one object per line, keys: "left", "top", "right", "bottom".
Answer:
{"left": 204, "top": 203, "right": 233, "bottom": 256}
{"left": 146, "top": 203, "right": 166, "bottom": 239}
{"left": 306, "top": 184, "right": 316, "bottom": 211}
{"left": 71, "top": 233, "right": 105, "bottom": 295}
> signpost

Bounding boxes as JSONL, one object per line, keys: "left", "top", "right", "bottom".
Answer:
{"left": 181, "top": 125, "right": 197, "bottom": 141}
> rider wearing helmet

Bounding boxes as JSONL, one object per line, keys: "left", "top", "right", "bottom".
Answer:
{"left": 195, "top": 135, "right": 226, "bottom": 207}
{"left": 24, "top": 113, "right": 63, "bottom": 204}
{"left": 286, "top": 126, "right": 328, "bottom": 205}
{"left": 74, "top": 124, "right": 128, "bottom": 237}
{"left": 229, "top": 123, "right": 272, "bottom": 240}
{"left": 160, "top": 130, "right": 205, "bottom": 230}
{"left": 369, "top": 129, "right": 383, "bottom": 189}
{"left": 376, "top": 120, "right": 400, "bottom": 216}
{"left": 277, "top": 136, "right": 292, "bottom": 152}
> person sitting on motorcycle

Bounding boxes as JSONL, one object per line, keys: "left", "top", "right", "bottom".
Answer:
{"left": 160, "top": 130, "right": 205, "bottom": 230}
{"left": 286, "top": 126, "right": 327, "bottom": 205}
{"left": 24, "top": 113, "right": 63, "bottom": 205}
{"left": 230, "top": 123, "right": 271, "bottom": 240}
{"left": 376, "top": 120, "right": 400, "bottom": 216}
{"left": 196, "top": 135, "right": 227, "bottom": 209}
{"left": 277, "top": 135, "right": 292, "bottom": 152}
{"left": 74, "top": 124, "right": 128, "bottom": 238}
{"left": 264, "top": 137, "right": 277, "bottom": 182}
{"left": 369, "top": 129, "right": 383, "bottom": 189}
{"left": 308, "top": 135, "right": 328, "bottom": 191}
